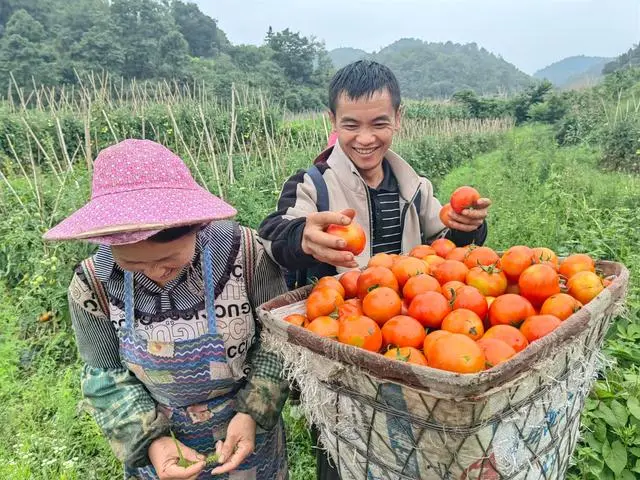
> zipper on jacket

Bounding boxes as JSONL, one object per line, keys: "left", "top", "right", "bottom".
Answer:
{"left": 399, "top": 187, "right": 421, "bottom": 251}
{"left": 362, "top": 179, "right": 375, "bottom": 257}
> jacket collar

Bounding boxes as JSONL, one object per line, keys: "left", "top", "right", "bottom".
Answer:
{"left": 316, "top": 140, "right": 422, "bottom": 201}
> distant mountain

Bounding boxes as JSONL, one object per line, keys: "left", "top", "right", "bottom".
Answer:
{"left": 533, "top": 56, "right": 612, "bottom": 88}
{"left": 603, "top": 44, "right": 640, "bottom": 74}
{"left": 329, "top": 39, "right": 532, "bottom": 98}
{"left": 328, "top": 47, "right": 370, "bottom": 69}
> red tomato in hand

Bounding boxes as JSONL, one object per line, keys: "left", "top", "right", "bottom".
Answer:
{"left": 450, "top": 186, "right": 481, "bottom": 214}
{"left": 326, "top": 222, "right": 366, "bottom": 255}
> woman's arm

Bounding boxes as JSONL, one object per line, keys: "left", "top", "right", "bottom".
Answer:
{"left": 68, "top": 272, "right": 170, "bottom": 468}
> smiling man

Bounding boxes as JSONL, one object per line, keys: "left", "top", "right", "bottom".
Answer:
{"left": 259, "top": 60, "right": 490, "bottom": 284}
{"left": 258, "top": 60, "right": 491, "bottom": 480}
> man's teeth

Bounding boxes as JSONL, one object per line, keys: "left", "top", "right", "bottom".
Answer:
{"left": 355, "top": 147, "right": 377, "bottom": 154}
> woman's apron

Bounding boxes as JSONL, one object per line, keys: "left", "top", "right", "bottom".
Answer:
{"left": 119, "top": 246, "right": 288, "bottom": 479}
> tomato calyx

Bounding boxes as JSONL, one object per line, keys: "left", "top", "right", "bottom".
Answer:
{"left": 477, "top": 262, "right": 503, "bottom": 274}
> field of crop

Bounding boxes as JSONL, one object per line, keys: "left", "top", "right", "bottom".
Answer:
{"left": 1, "top": 83, "right": 639, "bottom": 479}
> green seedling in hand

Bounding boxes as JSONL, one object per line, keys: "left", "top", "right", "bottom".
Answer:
{"left": 170, "top": 430, "right": 197, "bottom": 468}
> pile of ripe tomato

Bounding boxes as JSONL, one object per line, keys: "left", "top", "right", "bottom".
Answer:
{"left": 284, "top": 188, "right": 612, "bottom": 374}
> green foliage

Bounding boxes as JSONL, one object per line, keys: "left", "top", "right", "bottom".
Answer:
{"left": 451, "top": 90, "right": 512, "bottom": 119}
{"left": 370, "top": 39, "right": 533, "bottom": 98}
{"left": 599, "top": 117, "right": 640, "bottom": 173}
{"left": 0, "top": 0, "right": 331, "bottom": 112}
{"left": 604, "top": 44, "right": 640, "bottom": 75}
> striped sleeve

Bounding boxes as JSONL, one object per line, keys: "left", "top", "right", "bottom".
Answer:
{"left": 68, "top": 274, "right": 170, "bottom": 468}
{"left": 257, "top": 168, "right": 322, "bottom": 270}
{"left": 68, "top": 273, "right": 122, "bottom": 369}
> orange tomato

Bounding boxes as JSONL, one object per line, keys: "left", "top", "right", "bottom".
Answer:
{"left": 428, "top": 333, "right": 485, "bottom": 373}
{"left": 392, "top": 256, "right": 429, "bottom": 288}
{"left": 431, "top": 238, "right": 457, "bottom": 258}
{"left": 423, "top": 254, "right": 446, "bottom": 269}
{"left": 518, "top": 264, "right": 561, "bottom": 308}
{"left": 326, "top": 222, "right": 366, "bottom": 255}
{"left": 539, "top": 293, "right": 582, "bottom": 321}
{"left": 356, "top": 266, "right": 399, "bottom": 299}
{"left": 446, "top": 246, "right": 471, "bottom": 263}
{"left": 464, "top": 246, "right": 500, "bottom": 269}
{"left": 441, "top": 308, "right": 485, "bottom": 340}
{"left": 466, "top": 265, "right": 508, "bottom": 297}
{"left": 381, "top": 315, "right": 427, "bottom": 349}
{"left": 306, "top": 316, "right": 340, "bottom": 339}
{"left": 314, "top": 276, "right": 345, "bottom": 298}
{"left": 383, "top": 346, "right": 428, "bottom": 366}
{"left": 339, "top": 270, "right": 361, "bottom": 299}
{"left": 483, "top": 325, "right": 529, "bottom": 353}
{"left": 567, "top": 271, "right": 604, "bottom": 305}
{"left": 402, "top": 274, "right": 442, "bottom": 303}
{"left": 337, "top": 298, "right": 363, "bottom": 319}
{"left": 450, "top": 186, "right": 481, "bottom": 214}
{"left": 284, "top": 314, "right": 306, "bottom": 327}
{"left": 306, "top": 287, "right": 344, "bottom": 321}
{"left": 409, "top": 245, "right": 437, "bottom": 259}
{"left": 368, "top": 253, "right": 395, "bottom": 269}
{"left": 520, "top": 314, "right": 562, "bottom": 343}
{"left": 488, "top": 293, "right": 536, "bottom": 327}
{"left": 441, "top": 280, "right": 466, "bottom": 301}
{"left": 432, "top": 260, "right": 469, "bottom": 284}
{"left": 439, "top": 203, "right": 454, "bottom": 228}
{"left": 476, "top": 338, "right": 516, "bottom": 368}
{"left": 408, "top": 291, "right": 452, "bottom": 329}
{"left": 362, "top": 287, "right": 403, "bottom": 326}
{"left": 451, "top": 285, "right": 489, "bottom": 320}
{"left": 531, "top": 247, "right": 559, "bottom": 270}
{"left": 423, "top": 330, "right": 452, "bottom": 358}
{"left": 500, "top": 245, "right": 534, "bottom": 283}
{"left": 338, "top": 315, "right": 382, "bottom": 352}
{"left": 559, "top": 253, "right": 596, "bottom": 279}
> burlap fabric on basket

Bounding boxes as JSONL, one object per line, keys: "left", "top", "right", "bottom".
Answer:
{"left": 258, "top": 260, "right": 629, "bottom": 480}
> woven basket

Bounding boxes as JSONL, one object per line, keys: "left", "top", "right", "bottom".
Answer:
{"left": 258, "top": 260, "right": 629, "bottom": 480}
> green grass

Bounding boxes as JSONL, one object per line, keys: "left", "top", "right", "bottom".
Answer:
{"left": 1, "top": 125, "right": 639, "bottom": 478}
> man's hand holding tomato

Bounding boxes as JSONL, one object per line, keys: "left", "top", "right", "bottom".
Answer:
{"left": 302, "top": 208, "right": 364, "bottom": 269}
{"left": 440, "top": 186, "right": 491, "bottom": 233}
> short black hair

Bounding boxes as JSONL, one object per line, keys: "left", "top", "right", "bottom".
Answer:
{"left": 329, "top": 60, "right": 401, "bottom": 114}
{"left": 148, "top": 224, "right": 202, "bottom": 243}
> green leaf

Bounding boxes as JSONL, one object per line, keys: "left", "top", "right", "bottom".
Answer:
{"left": 595, "top": 421, "right": 608, "bottom": 443}
{"left": 585, "top": 432, "right": 602, "bottom": 453}
{"left": 632, "top": 459, "right": 640, "bottom": 474}
{"left": 611, "top": 400, "right": 629, "bottom": 427}
{"left": 620, "top": 470, "right": 636, "bottom": 480}
{"left": 601, "top": 466, "right": 615, "bottom": 480}
{"left": 603, "top": 440, "right": 627, "bottom": 476}
{"left": 598, "top": 402, "right": 627, "bottom": 429}
{"left": 627, "top": 397, "right": 640, "bottom": 420}
{"left": 629, "top": 447, "right": 640, "bottom": 458}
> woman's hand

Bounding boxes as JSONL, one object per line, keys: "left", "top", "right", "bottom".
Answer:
{"left": 148, "top": 436, "right": 206, "bottom": 480}
{"left": 210, "top": 412, "right": 257, "bottom": 475}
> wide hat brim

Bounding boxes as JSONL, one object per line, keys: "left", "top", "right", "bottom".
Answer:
{"left": 43, "top": 185, "right": 237, "bottom": 245}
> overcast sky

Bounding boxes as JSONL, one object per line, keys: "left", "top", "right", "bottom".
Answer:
{"left": 194, "top": 0, "right": 639, "bottom": 74}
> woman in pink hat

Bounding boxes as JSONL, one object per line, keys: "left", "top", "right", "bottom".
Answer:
{"left": 45, "top": 139, "right": 289, "bottom": 480}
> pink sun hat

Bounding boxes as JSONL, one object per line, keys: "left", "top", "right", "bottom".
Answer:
{"left": 43, "top": 139, "right": 237, "bottom": 245}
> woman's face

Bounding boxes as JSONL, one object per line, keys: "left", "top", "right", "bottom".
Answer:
{"left": 111, "top": 231, "right": 198, "bottom": 286}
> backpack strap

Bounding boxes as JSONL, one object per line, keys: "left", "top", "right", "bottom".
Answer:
{"left": 79, "top": 257, "right": 109, "bottom": 317}
{"left": 307, "top": 165, "right": 329, "bottom": 213}
{"left": 239, "top": 225, "right": 258, "bottom": 305}
{"left": 300, "top": 165, "right": 330, "bottom": 288}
